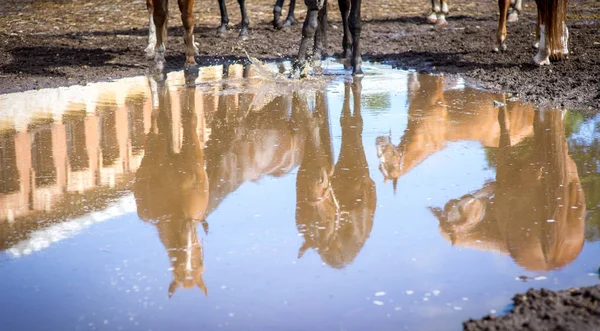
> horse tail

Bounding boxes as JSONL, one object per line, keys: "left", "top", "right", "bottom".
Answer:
{"left": 539, "top": 0, "right": 567, "bottom": 53}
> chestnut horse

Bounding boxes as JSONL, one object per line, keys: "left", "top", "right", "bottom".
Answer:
{"left": 428, "top": 0, "right": 522, "bottom": 25}
{"left": 145, "top": 0, "right": 249, "bottom": 69}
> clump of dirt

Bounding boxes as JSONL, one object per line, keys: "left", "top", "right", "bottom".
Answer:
{"left": 464, "top": 285, "right": 600, "bottom": 331}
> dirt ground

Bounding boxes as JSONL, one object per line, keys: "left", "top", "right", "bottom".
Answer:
{"left": 464, "top": 284, "right": 600, "bottom": 331}
{"left": 1, "top": 0, "right": 599, "bottom": 109}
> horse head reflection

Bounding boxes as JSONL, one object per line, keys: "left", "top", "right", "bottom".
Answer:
{"left": 432, "top": 108, "right": 585, "bottom": 271}
{"left": 296, "top": 79, "right": 376, "bottom": 269}
{"left": 133, "top": 72, "right": 209, "bottom": 297}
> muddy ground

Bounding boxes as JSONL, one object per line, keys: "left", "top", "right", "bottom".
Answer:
{"left": 464, "top": 284, "right": 600, "bottom": 331}
{"left": 1, "top": 0, "right": 599, "bottom": 109}
{"left": 1, "top": 0, "right": 600, "bottom": 330}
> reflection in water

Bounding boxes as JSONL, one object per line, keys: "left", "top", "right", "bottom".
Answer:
{"left": 134, "top": 72, "right": 209, "bottom": 297}
{"left": 376, "top": 74, "right": 586, "bottom": 271}
{"left": 432, "top": 109, "right": 585, "bottom": 271}
{"left": 296, "top": 80, "right": 376, "bottom": 268}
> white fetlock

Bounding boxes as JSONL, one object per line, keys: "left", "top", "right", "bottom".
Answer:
{"left": 427, "top": 11, "right": 438, "bottom": 23}
{"left": 146, "top": 12, "right": 157, "bottom": 58}
{"left": 145, "top": 44, "right": 156, "bottom": 58}
{"left": 561, "top": 24, "right": 569, "bottom": 55}
{"left": 533, "top": 50, "right": 550, "bottom": 65}
{"left": 507, "top": 11, "right": 518, "bottom": 22}
{"left": 436, "top": 13, "right": 447, "bottom": 25}
{"left": 441, "top": 2, "right": 448, "bottom": 14}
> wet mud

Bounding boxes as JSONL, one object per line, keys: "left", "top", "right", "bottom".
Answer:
{"left": 464, "top": 285, "right": 600, "bottom": 331}
{"left": 0, "top": 0, "right": 599, "bottom": 109}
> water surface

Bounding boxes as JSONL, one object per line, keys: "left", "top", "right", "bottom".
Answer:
{"left": 0, "top": 60, "right": 599, "bottom": 331}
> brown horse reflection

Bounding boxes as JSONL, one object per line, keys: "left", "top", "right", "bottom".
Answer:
{"left": 432, "top": 109, "right": 585, "bottom": 271}
{"left": 376, "top": 74, "right": 535, "bottom": 192}
{"left": 134, "top": 72, "right": 209, "bottom": 297}
{"left": 296, "top": 80, "right": 376, "bottom": 268}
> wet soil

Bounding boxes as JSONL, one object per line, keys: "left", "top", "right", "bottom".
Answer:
{"left": 464, "top": 284, "right": 600, "bottom": 331}
{"left": 0, "top": 0, "right": 599, "bottom": 109}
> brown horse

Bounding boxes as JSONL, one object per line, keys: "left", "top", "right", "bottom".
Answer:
{"left": 432, "top": 108, "right": 585, "bottom": 271}
{"left": 296, "top": 80, "right": 376, "bottom": 268}
{"left": 133, "top": 72, "right": 209, "bottom": 297}
{"left": 496, "top": 0, "right": 569, "bottom": 65}
{"left": 145, "top": 0, "right": 249, "bottom": 69}
{"left": 295, "top": 0, "right": 363, "bottom": 76}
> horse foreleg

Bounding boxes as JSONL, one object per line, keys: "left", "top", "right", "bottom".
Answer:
{"left": 437, "top": 0, "right": 448, "bottom": 25}
{"left": 145, "top": 0, "right": 157, "bottom": 58}
{"left": 494, "top": 0, "right": 509, "bottom": 52}
{"left": 153, "top": 0, "right": 168, "bottom": 70}
{"left": 349, "top": 0, "right": 362, "bottom": 75}
{"left": 533, "top": 6, "right": 541, "bottom": 49}
{"left": 338, "top": 0, "right": 351, "bottom": 60}
{"left": 273, "top": 0, "right": 286, "bottom": 28}
{"left": 178, "top": 0, "right": 197, "bottom": 67}
{"left": 237, "top": 0, "right": 250, "bottom": 40}
{"left": 217, "top": 0, "right": 229, "bottom": 37}
{"left": 294, "top": 7, "right": 320, "bottom": 78}
{"left": 427, "top": 0, "right": 439, "bottom": 23}
{"left": 313, "top": 1, "right": 328, "bottom": 70}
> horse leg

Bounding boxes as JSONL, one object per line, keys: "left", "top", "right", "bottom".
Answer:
{"left": 284, "top": 0, "right": 298, "bottom": 27}
{"left": 427, "top": 0, "right": 439, "bottom": 24}
{"left": 349, "top": 0, "right": 362, "bottom": 75}
{"left": 534, "top": 6, "right": 541, "bottom": 49}
{"left": 153, "top": 0, "right": 168, "bottom": 70}
{"left": 178, "top": 0, "right": 197, "bottom": 67}
{"left": 294, "top": 3, "right": 320, "bottom": 78}
{"left": 237, "top": 0, "right": 250, "bottom": 40}
{"left": 312, "top": 2, "right": 328, "bottom": 72}
{"left": 339, "top": 0, "right": 351, "bottom": 60}
{"left": 493, "top": 0, "right": 509, "bottom": 52}
{"left": 437, "top": 0, "right": 448, "bottom": 25}
{"left": 217, "top": 0, "right": 229, "bottom": 37}
{"left": 533, "top": 23, "right": 550, "bottom": 65}
{"left": 507, "top": 0, "right": 521, "bottom": 22}
{"left": 145, "top": 0, "right": 157, "bottom": 58}
{"left": 273, "top": 0, "right": 286, "bottom": 28}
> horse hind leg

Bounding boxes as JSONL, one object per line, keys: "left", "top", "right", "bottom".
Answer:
{"left": 349, "top": 0, "right": 363, "bottom": 76}
{"left": 533, "top": 24, "right": 550, "bottom": 65}
{"left": 217, "top": 0, "right": 229, "bottom": 37}
{"left": 273, "top": 0, "right": 285, "bottom": 28}
{"left": 312, "top": 2, "right": 328, "bottom": 73}
{"left": 294, "top": 4, "right": 320, "bottom": 77}
{"left": 339, "top": 0, "right": 352, "bottom": 61}
{"left": 283, "top": 0, "right": 298, "bottom": 27}
{"left": 493, "top": 0, "right": 510, "bottom": 52}
{"left": 152, "top": 0, "right": 169, "bottom": 70}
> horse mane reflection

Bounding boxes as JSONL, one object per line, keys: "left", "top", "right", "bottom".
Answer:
{"left": 133, "top": 72, "right": 209, "bottom": 297}
{"left": 296, "top": 80, "right": 376, "bottom": 269}
{"left": 431, "top": 108, "right": 585, "bottom": 271}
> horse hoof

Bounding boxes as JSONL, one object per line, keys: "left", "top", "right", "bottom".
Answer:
{"left": 216, "top": 26, "right": 228, "bottom": 37}
{"left": 273, "top": 20, "right": 284, "bottom": 29}
{"left": 507, "top": 12, "right": 519, "bottom": 22}
{"left": 436, "top": 17, "right": 448, "bottom": 26}
{"left": 533, "top": 54, "right": 550, "bottom": 66}
{"left": 426, "top": 12, "right": 438, "bottom": 24}
{"left": 238, "top": 31, "right": 249, "bottom": 41}
{"left": 352, "top": 68, "right": 364, "bottom": 76}
{"left": 283, "top": 17, "right": 297, "bottom": 27}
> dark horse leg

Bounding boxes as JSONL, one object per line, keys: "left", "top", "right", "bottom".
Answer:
{"left": 294, "top": 0, "right": 324, "bottom": 77}
{"left": 217, "top": 0, "right": 249, "bottom": 39}
{"left": 339, "top": 0, "right": 352, "bottom": 60}
{"left": 313, "top": 0, "right": 328, "bottom": 71}
{"left": 349, "top": 0, "right": 363, "bottom": 75}
{"left": 217, "top": 0, "right": 229, "bottom": 36}
{"left": 273, "top": 0, "right": 297, "bottom": 28}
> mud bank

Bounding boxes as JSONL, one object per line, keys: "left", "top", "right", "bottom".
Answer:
{"left": 464, "top": 284, "right": 600, "bottom": 331}
{"left": 1, "top": 0, "right": 599, "bottom": 109}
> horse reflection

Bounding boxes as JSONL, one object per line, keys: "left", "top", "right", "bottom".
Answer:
{"left": 376, "top": 74, "right": 535, "bottom": 191}
{"left": 432, "top": 109, "right": 585, "bottom": 271}
{"left": 204, "top": 65, "right": 305, "bottom": 215}
{"left": 134, "top": 72, "right": 209, "bottom": 297}
{"left": 296, "top": 80, "right": 376, "bottom": 268}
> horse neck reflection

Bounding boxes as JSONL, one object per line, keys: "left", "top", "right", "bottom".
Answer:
{"left": 433, "top": 107, "right": 585, "bottom": 271}
{"left": 296, "top": 81, "right": 375, "bottom": 269}
{"left": 377, "top": 74, "right": 535, "bottom": 189}
{"left": 134, "top": 73, "right": 209, "bottom": 297}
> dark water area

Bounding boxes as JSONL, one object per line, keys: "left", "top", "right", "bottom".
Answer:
{"left": 0, "top": 60, "right": 599, "bottom": 331}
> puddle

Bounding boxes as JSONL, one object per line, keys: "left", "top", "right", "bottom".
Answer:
{"left": 0, "top": 60, "right": 599, "bottom": 330}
